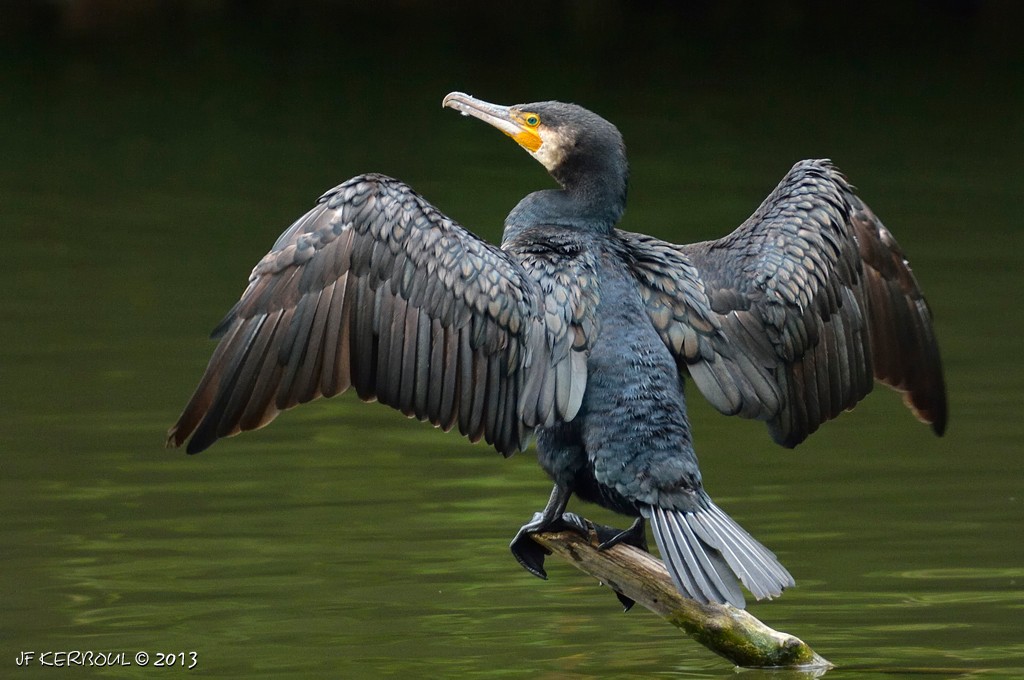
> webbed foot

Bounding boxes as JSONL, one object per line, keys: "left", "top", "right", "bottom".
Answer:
{"left": 590, "top": 517, "right": 647, "bottom": 611}
{"left": 595, "top": 517, "right": 648, "bottom": 553}
{"left": 613, "top": 591, "right": 636, "bottom": 612}
{"left": 509, "top": 511, "right": 589, "bottom": 579}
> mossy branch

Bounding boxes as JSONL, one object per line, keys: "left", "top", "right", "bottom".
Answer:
{"left": 530, "top": 528, "right": 833, "bottom": 671}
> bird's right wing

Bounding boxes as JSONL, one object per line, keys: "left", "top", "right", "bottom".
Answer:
{"left": 167, "top": 174, "right": 590, "bottom": 456}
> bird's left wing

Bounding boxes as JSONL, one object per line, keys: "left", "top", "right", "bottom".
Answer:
{"left": 618, "top": 159, "right": 947, "bottom": 448}
{"left": 167, "top": 174, "right": 589, "bottom": 456}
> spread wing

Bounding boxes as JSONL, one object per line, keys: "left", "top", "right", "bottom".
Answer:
{"left": 167, "top": 174, "right": 590, "bottom": 455}
{"left": 620, "top": 159, "right": 947, "bottom": 448}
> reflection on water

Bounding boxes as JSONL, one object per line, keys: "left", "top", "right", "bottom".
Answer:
{"left": 3, "top": 17, "right": 1023, "bottom": 679}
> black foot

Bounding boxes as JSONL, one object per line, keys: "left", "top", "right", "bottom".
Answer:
{"left": 510, "top": 511, "right": 589, "bottom": 580}
{"left": 591, "top": 518, "right": 647, "bottom": 612}
{"left": 595, "top": 517, "right": 648, "bottom": 553}
{"left": 613, "top": 591, "right": 636, "bottom": 612}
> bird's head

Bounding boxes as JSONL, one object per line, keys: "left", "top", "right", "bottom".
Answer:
{"left": 443, "top": 92, "right": 628, "bottom": 217}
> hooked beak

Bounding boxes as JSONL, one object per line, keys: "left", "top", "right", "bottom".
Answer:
{"left": 443, "top": 92, "right": 542, "bottom": 153}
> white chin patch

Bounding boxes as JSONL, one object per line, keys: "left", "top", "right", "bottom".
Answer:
{"left": 529, "top": 127, "right": 572, "bottom": 172}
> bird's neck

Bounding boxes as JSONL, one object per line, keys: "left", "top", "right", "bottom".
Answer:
{"left": 504, "top": 171, "right": 627, "bottom": 239}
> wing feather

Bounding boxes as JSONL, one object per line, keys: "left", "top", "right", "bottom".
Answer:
{"left": 167, "top": 174, "right": 595, "bottom": 455}
{"left": 235, "top": 311, "right": 283, "bottom": 428}
{"left": 619, "top": 159, "right": 947, "bottom": 447}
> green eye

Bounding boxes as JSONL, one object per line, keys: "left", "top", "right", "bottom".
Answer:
{"left": 525, "top": 115, "right": 540, "bottom": 127}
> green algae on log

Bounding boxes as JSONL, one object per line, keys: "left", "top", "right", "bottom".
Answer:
{"left": 530, "top": 527, "right": 833, "bottom": 670}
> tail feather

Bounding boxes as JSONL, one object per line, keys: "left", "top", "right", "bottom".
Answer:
{"left": 702, "top": 502, "right": 794, "bottom": 592}
{"left": 646, "top": 500, "right": 794, "bottom": 609}
{"left": 661, "top": 509, "right": 745, "bottom": 607}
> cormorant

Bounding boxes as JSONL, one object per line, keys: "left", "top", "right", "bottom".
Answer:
{"left": 167, "top": 92, "right": 947, "bottom": 609}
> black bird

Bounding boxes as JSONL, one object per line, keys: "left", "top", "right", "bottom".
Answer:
{"left": 167, "top": 92, "right": 947, "bottom": 609}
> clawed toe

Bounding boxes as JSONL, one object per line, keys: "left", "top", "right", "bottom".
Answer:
{"left": 509, "top": 511, "right": 592, "bottom": 579}
{"left": 595, "top": 517, "right": 648, "bottom": 553}
{"left": 558, "top": 511, "right": 590, "bottom": 536}
{"left": 510, "top": 510, "right": 647, "bottom": 613}
{"left": 510, "top": 528, "right": 552, "bottom": 579}
{"left": 614, "top": 591, "right": 636, "bottom": 612}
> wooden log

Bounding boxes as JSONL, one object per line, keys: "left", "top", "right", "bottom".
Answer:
{"left": 530, "top": 528, "right": 833, "bottom": 670}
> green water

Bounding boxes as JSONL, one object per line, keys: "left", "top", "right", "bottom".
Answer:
{"left": 2, "top": 15, "right": 1023, "bottom": 679}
